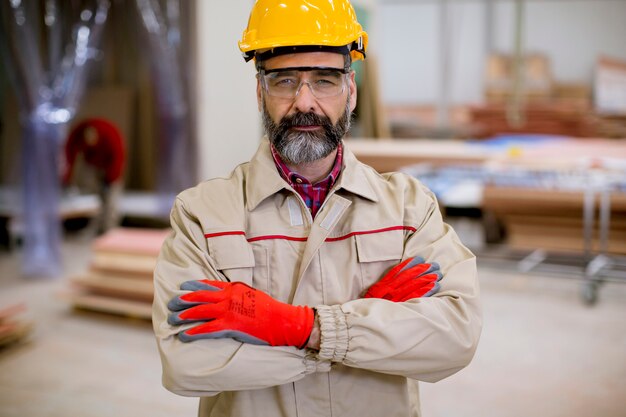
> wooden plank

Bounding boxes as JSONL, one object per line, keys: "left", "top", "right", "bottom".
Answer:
{"left": 92, "top": 227, "right": 170, "bottom": 255}
{"left": 483, "top": 187, "right": 588, "bottom": 214}
{"left": 70, "top": 274, "right": 154, "bottom": 301}
{"left": 346, "top": 139, "right": 489, "bottom": 173}
{"left": 66, "top": 292, "right": 152, "bottom": 320}
{"left": 486, "top": 183, "right": 626, "bottom": 254}
{"left": 83, "top": 269, "right": 154, "bottom": 281}
{"left": 507, "top": 231, "right": 626, "bottom": 254}
{"left": 91, "top": 252, "right": 158, "bottom": 275}
{"left": 503, "top": 214, "right": 584, "bottom": 228}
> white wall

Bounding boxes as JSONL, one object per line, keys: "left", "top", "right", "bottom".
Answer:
{"left": 195, "top": 0, "right": 261, "bottom": 180}
{"left": 377, "top": 0, "right": 626, "bottom": 105}
{"left": 378, "top": 1, "right": 487, "bottom": 105}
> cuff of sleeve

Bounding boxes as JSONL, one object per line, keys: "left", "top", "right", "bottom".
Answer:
{"left": 303, "top": 352, "right": 332, "bottom": 374}
{"left": 316, "top": 304, "right": 349, "bottom": 363}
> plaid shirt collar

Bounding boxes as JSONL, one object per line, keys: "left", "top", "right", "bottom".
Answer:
{"left": 270, "top": 142, "right": 344, "bottom": 218}
{"left": 270, "top": 143, "right": 343, "bottom": 187}
{"left": 245, "top": 139, "right": 378, "bottom": 212}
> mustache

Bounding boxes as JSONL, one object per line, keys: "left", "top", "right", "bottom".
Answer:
{"left": 279, "top": 112, "right": 331, "bottom": 130}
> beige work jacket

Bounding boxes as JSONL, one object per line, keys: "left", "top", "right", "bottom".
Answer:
{"left": 153, "top": 138, "right": 482, "bottom": 417}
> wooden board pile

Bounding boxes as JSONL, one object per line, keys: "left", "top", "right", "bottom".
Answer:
{"left": 472, "top": 54, "right": 626, "bottom": 140}
{"left": 67, "top": 227, "right": 171, "bottom": 320}
{"left": 595, "top": 115, "right": 626, "bottom": 138}
{"left": 475, "top": 53, "right": 601, "bottom": 139}
{"left": 483, "top": 186, "right": 626, "bottom": 255}
{"left": 468, "top": 103, "right": 597, "bottom": 138}
{"left": 0, "top": 304, "right": 33, "bottom": 348}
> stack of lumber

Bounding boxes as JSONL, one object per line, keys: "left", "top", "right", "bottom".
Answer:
{"left": 0, "top": 304, "right": 33, "bottom": 348}
{"left": 483, "top": 186, "right": 626, "bottom": 255}
{"left": 595, "top": 115, "right": 626, "bottom": 138}
{"left": 67, "top": 227, "right": 171, "bottom": 320}
{"left": 346, "top": 139, "right": 490, "bottom": 173}
{"left": 476, "top": 53, "right": 600, "bottom": 138}
{"left": 468, "top": 103, "right": 597, "bottom": 138}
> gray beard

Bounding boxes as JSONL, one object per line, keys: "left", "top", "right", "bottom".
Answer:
{"left": 262, "top": 98, "right": 352, "bottom": 165}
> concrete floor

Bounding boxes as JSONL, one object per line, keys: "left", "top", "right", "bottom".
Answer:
{"left": 0, "top": 234, "right": 625, "bottom": 417}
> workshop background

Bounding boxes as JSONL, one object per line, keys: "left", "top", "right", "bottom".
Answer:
{"left": 1, "top": 0, "right": 625, "bottom": 416}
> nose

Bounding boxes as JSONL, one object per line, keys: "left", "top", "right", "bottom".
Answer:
{"left": 292, "top": 81, "right": 318, "bottom": 113}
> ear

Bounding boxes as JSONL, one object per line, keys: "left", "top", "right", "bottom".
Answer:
{"left": 256, "top": 76, "right": 263, "bottom": 111}
{"left": 348, "top": 71, "right": 357, "bottom": 112}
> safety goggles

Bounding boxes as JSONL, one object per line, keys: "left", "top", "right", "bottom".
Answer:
{"left": 258, "top": 66, "right": 350, "bottom": 99}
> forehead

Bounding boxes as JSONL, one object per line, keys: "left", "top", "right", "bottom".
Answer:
{"left": 263, "top": 52, "right": 345, "bottom": 70}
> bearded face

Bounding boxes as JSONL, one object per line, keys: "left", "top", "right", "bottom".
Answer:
{"left": 262, "top": 97, "right": 352, "bottom": 166}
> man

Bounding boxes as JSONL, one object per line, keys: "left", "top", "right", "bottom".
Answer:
{"left": 63, "top": 118, "right": 125, "bottom": 234}
{"left": 152, "top": 1, "right": 482, "bottom": 416}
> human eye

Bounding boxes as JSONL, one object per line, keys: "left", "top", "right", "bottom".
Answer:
{"left": 315, "top": 78, "right": 338, "bottom": 86}
{"left": 268, "top": 72, "right": 298, "bottom": 89}
{"left": 312, "top": 70, "right": 342, "bottom": 87}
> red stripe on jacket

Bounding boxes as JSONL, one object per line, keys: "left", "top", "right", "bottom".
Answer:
{"left": 204, "top": 226, "right": 416, "bottom": 243}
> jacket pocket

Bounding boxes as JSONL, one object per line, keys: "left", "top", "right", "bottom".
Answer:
{"left": 206, "top": 233, "right": 255, "bottom": 284}
{"left": 355, "top": 229, "right": 404, "bottom": 289}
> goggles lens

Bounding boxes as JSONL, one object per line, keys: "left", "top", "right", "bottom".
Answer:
{"left": 260, "top": 66, "right": 349, "bottom": 99}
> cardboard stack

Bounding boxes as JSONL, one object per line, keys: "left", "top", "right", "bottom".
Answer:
{"left": 67, "top": 227, "right": 171, "bottom": 319}
{"left": 0, "top": 304, "right": 32, "bottom": 348}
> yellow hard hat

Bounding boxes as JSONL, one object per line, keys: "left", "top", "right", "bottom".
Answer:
{"left": 239, "top": 0, "right": 368, "bottom": 63}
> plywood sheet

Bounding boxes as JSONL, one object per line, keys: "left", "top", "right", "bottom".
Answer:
{"left": 66, "top": 292, "right": 152, "bottom": 320}
{"left": 92, "top": 227, "right": 170, "bottom": 255}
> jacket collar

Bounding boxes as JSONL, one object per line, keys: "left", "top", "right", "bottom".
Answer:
{"left": 335, "top": 143, "right": 379, "bottom": 203}
{"left": 246, "top": 138, "right": 292, "bottom": 211}
{"left": 246, "top": 138, "right": 379, "bottom": 211}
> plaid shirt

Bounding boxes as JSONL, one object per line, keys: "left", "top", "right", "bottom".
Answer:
{"left": 270, "top": 143, "right": 343, "bottom": 219}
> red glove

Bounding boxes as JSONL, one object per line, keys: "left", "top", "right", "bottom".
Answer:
{"left": 168, "top": 280, "right": 314, "bottom": 348}
{"left": 364, "top": 256, "right": 442, "bottom": 302}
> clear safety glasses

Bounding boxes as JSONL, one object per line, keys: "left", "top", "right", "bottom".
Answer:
{"left": 259, "top": 66, "right": 350, "bottom": 99}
